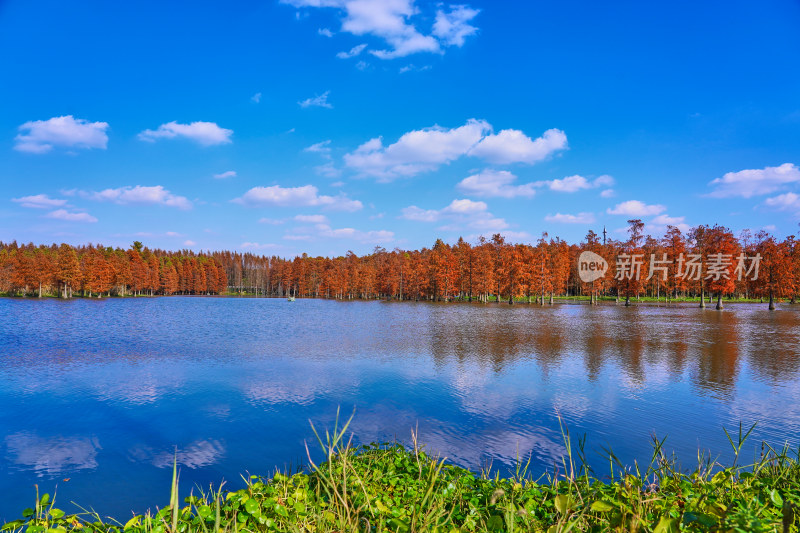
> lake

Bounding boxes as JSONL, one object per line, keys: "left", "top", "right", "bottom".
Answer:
{"left": 1, "top": 297, "right": 799, "bottom": 522}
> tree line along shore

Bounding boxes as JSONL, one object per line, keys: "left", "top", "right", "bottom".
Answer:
{"left": 1, "top": 220, "right": 799, "bottom": 306}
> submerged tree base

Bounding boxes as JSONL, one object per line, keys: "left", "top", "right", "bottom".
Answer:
{"left": 4, "top": 423, "right": 800, "bottom": 533}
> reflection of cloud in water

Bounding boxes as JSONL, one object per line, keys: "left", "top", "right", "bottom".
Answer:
{"left": 346, "top": 409, "right": 566, "bottom": 474}
{"left": 245, "top": 381, "right": 323, "bottom": 406}
{"left": 129, "top": 439, "right": 225, "bottom": 469}
{"left": 5, "top": 432, "right": 100, "bottom": 477}
{"left": 90, "top": 368, "right": 183, "bottom": 405}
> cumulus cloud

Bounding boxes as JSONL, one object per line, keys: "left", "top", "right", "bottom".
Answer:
{"left": 469, "top": 128, "right": 567, "bottom": 165}
{"left": 87, "top": 185, "right": 192, "bottom": 210}
{"left": 46, "top": 209, "right": 98, "bottom": 223}
{"left": 763, "top": 192, "right": 800, "bottom": 213}
{"left": 336, "top": 43, "right": 367, "bottom": 58}
{"left": 401, "top": 198, "right": 507, "bottom": 232}
{"left": 547, "top": 174, "right": 613, "bottom": 193}
{"left": 281, "top": 0, "right": 479, "bottom": 59}
{"left": 213, "top": 170, "right": 237, "bottom": 179}
{"left": 344, "top": 120, "right": 565, "bottom": 181}
{"left": 648, "top": 214, "right": 690, "bottom": 233}
{"left": 433, "top": 5, "right": 480, "bottom": 46}
{"left": 138, "top": 121, "right": 233, "bottom": 146}
{"left": 600, "top": 189, "right": 616, "bottom": 198}
{"left": 12, "top": 194, "right": 68, "bottom": 209}
{"left": 299, "top": 91, "right": 333, "bottom": 108}
{"left": 544, "top": 212, "right": 596, "bottom": 224}
{"left": 233, "top": 185, "right": 362, "bottom": 211}
{"left": 457, "top": 170, "right": 537, "bottom": 198}
{"left": 14, "top": 115, "right": 109, "bottom": 154}
{"left": 708, "top": 163, "right": 800, "bottom": 198}
{"left": 607, "top": 200, "right": 666, "bottom": 216}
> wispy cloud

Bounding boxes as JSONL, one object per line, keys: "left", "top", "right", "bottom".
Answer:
{"left": 299, "top": 91, "right": 333, "bottom": 109}
{"left": 707, "top": 163, "right": 800, "bottom": 198}
{"left": 12, "top": 194, "right": 68, "bottom": 209}
{"left": 282, "top": 0, "right": 479, "bottom": 59}
{"left": 336, "top": 43, "right": 367, "bottom": 59}
{"left": 85, "top": 185, "right": 192, "bottom": 210}
{"left": 233, "top": 184, "right": 362, "bottom": 212}
{"left": 544, "top": 212, "right": 596, "bottom": 224}
{"left": 213, "top": 170, "right": 237, "bottom": 179}
{"left": 46, "top": 209, "right": 98, "bottom": 223}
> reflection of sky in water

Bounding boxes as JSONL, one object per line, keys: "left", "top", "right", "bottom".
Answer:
{"left": 0, "top": 297, "right": 799, "bottom": 521}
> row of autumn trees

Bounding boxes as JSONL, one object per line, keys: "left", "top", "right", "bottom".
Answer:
{"left": 2, "top": 220, "right": 799, "bottom": 304}
{"left": 0, "top": 241, "right": 227, "bottom": 298}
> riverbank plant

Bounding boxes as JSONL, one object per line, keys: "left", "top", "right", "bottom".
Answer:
{"left": 3, "top": 416, "right": 798, "bottom": 532}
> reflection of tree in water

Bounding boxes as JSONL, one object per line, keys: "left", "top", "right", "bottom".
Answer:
{"left": 428, "top": 307, "right": 569, "bottom": 373}
{"left": 692, "top": 311, "right": 740, "bottom": 398}
{"left": 742, "top": 311, "right": 800, "bottom": 383}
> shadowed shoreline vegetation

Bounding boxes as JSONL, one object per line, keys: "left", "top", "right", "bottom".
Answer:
{"left": 2, "top": 221, "right": 799, "bottom": 307}
{"left": 3, "top": 418, "right": 799, "bottom": 533}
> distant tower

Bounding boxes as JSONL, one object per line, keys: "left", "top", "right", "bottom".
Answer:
{"left": 602, "top": 226, "right": 607, "bottom": 246}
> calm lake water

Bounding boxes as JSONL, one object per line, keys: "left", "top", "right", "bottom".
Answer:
{"left": 1, "top": 297, "right": 799, "bottom": 521}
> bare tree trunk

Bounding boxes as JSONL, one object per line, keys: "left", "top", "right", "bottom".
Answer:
{"left": 700, "top": 288, "right": 706, "bottom": 308}
{"left": 769, "top": 292, "right": 775, "bottom": 311}
{"left": 716, "top": 293, "right": 723, "bottom": 310}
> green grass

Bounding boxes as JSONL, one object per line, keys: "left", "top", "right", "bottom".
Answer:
{"left": 3, "top": 417, "right": 799, "bottom": 533}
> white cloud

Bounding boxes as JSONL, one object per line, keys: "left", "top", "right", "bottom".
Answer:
{"left": 251, "top": 92, "right": 262, "bottom": 103}
{"left": 316, "top": 224, "right": 394, "bottom": 243}
{"left": 336, "top": 43, "right": 367, "bottom": 58}
{"left": 213, "top": 170, "right": 237, "bottom": 179}
{"left": 183, "top": 240, "right": 196, "bottom": 246}
{"left": 281, "top": 0, "right": 479, "bottom": 59}
{"left": 258, "top": 217, "right": 285, "bottom": 225}
{"left": 469, "top": 128, "right": 567, "bottom": 165}
{"left": 443, "top": 198, "right": 487, "bottom": 214}
{"left": 344, "top": 119, "right": 490, "bottom": 180}
{"left": 544, "top": 212, "right": 596, "bottom": 224}
{"left": 650, "top": 214, "right": 685, "bottom": 226}
{"left": 242, "top": 242, "right": 280, "bottom": 249}
{"left": 648, "top": 214, "right": 690, "bottom": 233}
{"left": 547, "top": 174, "right": 613, "bottom": 193}
{"left": 12, "top": 194, "right": 68, "bottom": 209}
{"left": 457, "top": 170, "right": 537, "bottom": 198}
{"left": 318, "top": 28, "right": 334, "bottom": 37}
{"left": 600, "top": 189, "right": 616, "bottom": 198}
{"left": 356, "top": 60, "right": 369, "bottom": 70}
{"left": 763, "top": 192, "right": 800, "bottom": 213}
{"left": 401, "top": 198, "right": 508, "bottom": 232}
{"left": 87, "top": 185, "right": 192, "bottom": 210}
{"left": 233, "top": 185, "right": 362, "bottom": 211}
{"left": 46, "top": 209, "right": 98, "bottom": 223}
{"left": 299, "top": 91, "right": 333, "bottom": 108}
{"left": 400, "top": 206, "right": 440, "bottom": 222}
{"left": 138, "top": 121, "right": 233, "bottom": 146}
{"left": 607, "top": 200, "right": 666, "bottom": 216}
{"left": 344, "top": 120, "right": 567, "bottom": 180}
{"left": 304, "top": 140, "right": 332, "bottom": 157}
{"left": 708, "top": 163, "right": 800, "bottom": 198}
{"left": 433, "top": 5, "right": 479, "bottom": 46}
{"left": 14, "top": 115, "right": 109, "bottom": 154}
{"left": 295, "top": 214, "right": 329, "bottom": 223}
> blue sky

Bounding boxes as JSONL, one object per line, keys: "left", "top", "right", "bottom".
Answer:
{"left": 1, "top": 0, "right": 799, "bottom": 256}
